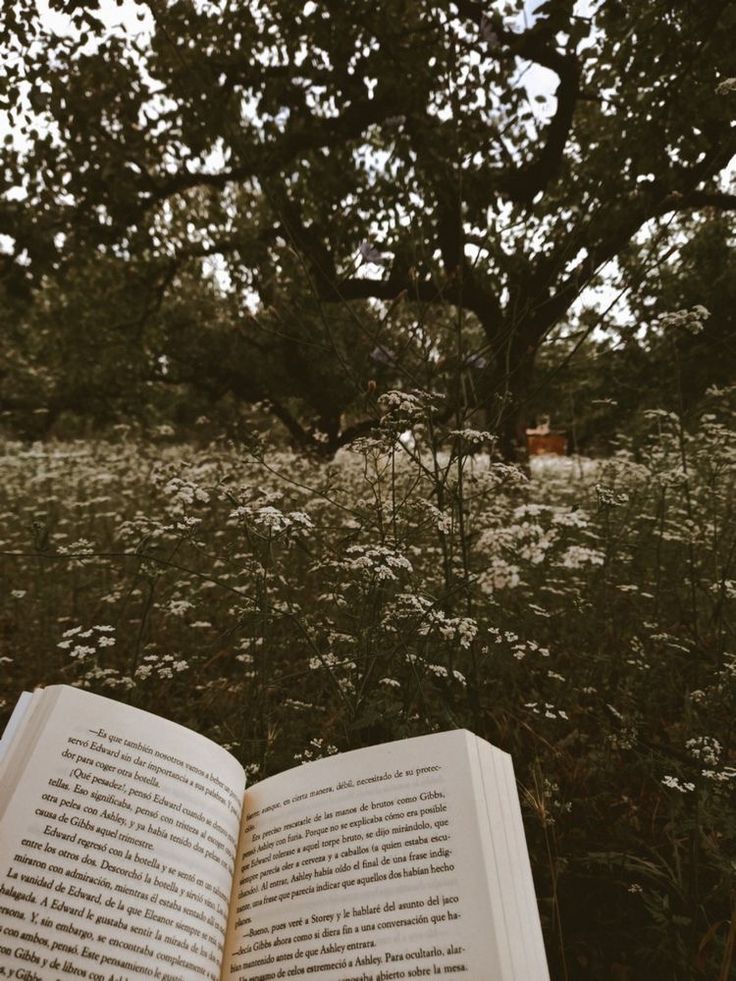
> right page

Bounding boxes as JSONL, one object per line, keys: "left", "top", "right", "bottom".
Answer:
{"left": 221, "top": 729, "right": 549, "bottom": 980}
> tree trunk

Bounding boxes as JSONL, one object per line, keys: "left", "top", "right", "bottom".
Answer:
{"left": 497, "top": 397, "right": 531, "bottom": 463}
{"left": 487, "top": 329, "right": 538, "bottom": 463}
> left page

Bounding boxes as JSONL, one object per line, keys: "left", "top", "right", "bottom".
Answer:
{"left": 0, "top": 690, "right": 33, "bottom": 766}
{"left": 0, "top": 685, "right": 245, "bottom": 979}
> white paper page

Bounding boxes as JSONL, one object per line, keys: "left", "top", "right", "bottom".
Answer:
{"left": 222, "top": 729, "right": 507, "bottom": 980}
{"left": 493, "top": 746, "right": 550, "bottom": 980}
{"left": 0, "top": 685, "right": 245, "bottom": 979}
{"left": 0, "top": 690, "right": 33, "bottom": 765}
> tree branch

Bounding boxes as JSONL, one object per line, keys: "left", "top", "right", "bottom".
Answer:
{"left": 656, "top": 189, "right": 736, "bottom": 214}
{"left": 520, "top": 123, "right": 736, "bottom": 345}
{"left": 144, "top": 91, "right": 400, "bottom": 206}
{"left": 328, "top": 275, "right": 452, "bottom": 305}
{"left": 336, "top": 417, "right": 378, "bottom": 448}
{"left": 456, "top": 0, "right": 581, "bottom": 204}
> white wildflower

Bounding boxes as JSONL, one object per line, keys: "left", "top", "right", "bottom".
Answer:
{"left": 595, "top": 485, "right": 629, "bottom": 507}
{"left": 169, "top": 599, "right": 194, "bottom": 616}
{"left": 700, "top": 769, "right": 736, "bottom": 783}
{"left": 69, "top": 645, "right": 96, "bottom": 660}
{"left": 253, "top": 506, "right": 291, "bottom": 533}
{"left": 449, "top": 428, "right": 495, "bottom": 445}
{"left": 716, "top": 78, "right": 736, "bottom": 95}
{"left": 558, "top": 545, "right": 605, "bottom": 569}
{"left": 661, "top": 775, "right": 695, "bottom": 793}
{"left": 685, "top": 736, "right": 721, "bottom": 766}
{"left": 344, "top": 544, "right": 413, "bottom": 582}
{"left": 478, "top": 558, "right": 522, "bottom": 593}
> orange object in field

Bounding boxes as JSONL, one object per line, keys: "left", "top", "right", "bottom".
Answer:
{"left": 526, "top": 431, "right": 568, "bottom": 455}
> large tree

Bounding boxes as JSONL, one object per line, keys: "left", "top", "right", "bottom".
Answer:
{"left": 2, "top": 0, "right": 735, "bottom": 454}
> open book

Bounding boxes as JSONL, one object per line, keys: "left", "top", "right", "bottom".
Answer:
{"left": 0, "top": 686, "right": 549, "bottom": 979}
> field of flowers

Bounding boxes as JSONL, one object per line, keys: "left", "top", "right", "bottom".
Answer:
{"left": 1, "top": 388, "right": 736, "bottom": 979}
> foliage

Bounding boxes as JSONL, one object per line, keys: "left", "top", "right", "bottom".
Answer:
{"left": 624, "top": 215, "right": 736, "bottom": 418}
{"left": 2, "top": 386, "right": 736, "bottom": 978}
{"left": 0, "top": 250, "right": 174, "bottom": 436}
{"left": 2, "top": 1, "right": 735, "bottom": 451}
{"left": 527, "top": 215, "right": 736, "bottom": 452}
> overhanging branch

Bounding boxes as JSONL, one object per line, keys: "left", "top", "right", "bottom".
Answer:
{"left": 656, "top": 188, "right": 736, "bottom": 214}
{"left": 518, "top": 120, "right": 736, "bottom": 344}
{"left": 145, "top": 91, "right": 400, "bottom": 206}
{"left": 456, "top": 0, "right": 581, "bottom": 204}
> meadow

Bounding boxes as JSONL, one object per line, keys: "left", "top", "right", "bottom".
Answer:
{"left": 1, "top": 388, "right": 735, "bottom": 980}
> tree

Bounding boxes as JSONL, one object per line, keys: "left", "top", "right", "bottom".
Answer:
{"left": 2, "top": 0, "right": 736, "bottom": 454}
{"left": 623, "top": 214, "right": 736, "bottom": 415}
{"left": 0, "top": 248, "right": 174, "bottom": 437}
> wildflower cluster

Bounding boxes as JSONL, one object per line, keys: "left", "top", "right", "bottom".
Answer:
{"left": 2, "top": 385, "right": 736, "bottom": 978}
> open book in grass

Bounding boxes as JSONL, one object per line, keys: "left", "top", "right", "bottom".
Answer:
{"left": 0, "top": 686, "right": 549, "bottom": 980}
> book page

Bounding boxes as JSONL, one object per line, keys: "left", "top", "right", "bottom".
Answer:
{"left": 487, "top": 744, "right": 549, "bottom": 980}
{"left": 221, "top": 730, "right": 511, "bottom": 980}
{"left": 0, "top": 686, "right": 245, "bottom": 979}
{"left": 0, "top": 690, "right": 33, "bottom": 766}
{"left": 469, "top": 736, "right": 550, "bottom": 980}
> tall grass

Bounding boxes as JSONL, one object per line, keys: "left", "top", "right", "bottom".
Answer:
{"left": 1, "top": 386, "right": 735, "bottom": 979}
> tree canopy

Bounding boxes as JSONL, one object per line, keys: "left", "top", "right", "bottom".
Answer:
{"left": 2, "top": 0, "right": 735, "bottom": 451}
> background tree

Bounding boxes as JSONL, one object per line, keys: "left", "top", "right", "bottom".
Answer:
{"left": 623, "top": 213, "right": 736, "bottom": 418}
{"left": 0, "top": 249, "right": 175, "bottom": 437}
{"left": 2, "top": 0, "right": 735, "bottom": 453}
{"left": 529, "top": 213, "right": 736, "bottom": 452}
